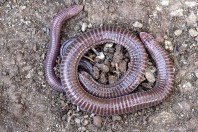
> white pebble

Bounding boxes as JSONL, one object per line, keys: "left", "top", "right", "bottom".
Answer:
{"left": 104, "top": 43, "right": 113, "bottom": 48}
{"left": 78, "top": 127, "right": 86, "bottom": 131}
{"left": 84, "top": 115, "right": 89, "bottom": 118}
{"left": 112, "top": 116, "right": 122, "bottom": 121}
{"left": 185, "top": 1, "right": 197, "bottom": 7}
{"left": 182, "top": 82, "right": 192, "bottom": 93}
{"left": 75, "top": 118, "right": 81, "bottom": 124}
{"left": 87, "top": 23, "right": 92, "bottom": 28}
{"left": 83, "top": 119, "right": 89, "bottom": 126}
{"left": 133, "top": 21, "right": 143, "bottom": 28}
{"left": 145, "top": 71, "right": 155, "bottom": 83}
{"left": 160, "top": 0, "right": 169, "bottom": 6}
{"left": 186, "top": 12, "right": 197, "bottom": 26}
{"left": 26, "top": 72, "right": 31, "bottom": 78}
{"left": 81, "top": 23, "right": 87, "bottom": 32}
{"left": 96, "top": 52, "right": 105, "bottom": 60}
{"left": 156, "top": 6, "right": 162, "bottom": 11}
{"left": 189, "top": 29, "right": 198, "bottom": 37}
{"left": 194, "top": 70, "right": 198, "bottom": 79}
{"left": 174, "top": 30, "right": 182, "bottom": 36}
{"left": 21, "top": 6, "right": 26, "bottom": 10}
{"left": 195, "top": 36, "right": 198, "bottom": 42}
{"left": 165, "top": 40, "right": 173, "bottom": 51}
{"left": 170, "top": 9, "right": 183, "bottom": 17}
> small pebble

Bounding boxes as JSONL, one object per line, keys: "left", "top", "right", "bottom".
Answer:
{"left": 155, "top": 32, "right": 164, "bottom": 43}
{"left": 60, "top": 93, "right": 65, "bottom": 100}
{"left": 82, "top": 119, "right": 89, "bottom": 126}
{"left": 195, "top": 61, "right": 198, "bottom": 67}
{"left": 170, "top": 9, "right": 183, "bottom": 17}
{"left": 92, "top": 66, "right": 100, "bottom": 79}
{"left": 78, "top": 127, "right": 86, "bottom": 131}
{"left": 119, "top": 60, "right": 127, "bottom": 73}
{"left": 104, "top": 43, "right": 114, "bottom": 48}
{"left": 37, "top": 71, "right": 43, "bottom": 76}
{"left": 96, "top": 52, "right": 105, "bottom": 60}
{"left": 75, "top": 118, "right": 81, "bottom": 124}
{"left": 185, "top": 1, "right": 197, "bottom": 7}
{"left": 145, "top": 71, "right": 155, "bottom": 83}
{"left": 16, "top": 53, "right": 23, "bottom": 62}
{"left": 22, "top": 65, "right": 32, "bottom": 71}
{"left": 84, "top": 115, "right": 89, "bottom": 118}
{"left": 87, "top": 23, "right": 92, "bottom": 28}
{"left": 99, "top": 73, "right": 107, "bottom": 84}
{"left": 113, "top": 53, "right": 123, "bottom": 63}
{"left": 195, "top": 36, "right": 198, "bottom": 41}
{"left": 194, "top": 70, "right": 198, "bottom": 79}
{"left": 108, "top": 5, "right": 116, "bottom": 13}
{"left": 108, "top": 75, "right": 117, "bottom": 84}
{"left": 142, "top": 82, "right": 153, "bottom": 89}
{"left": 165, "top": 40, "right": 173, "bottom": 51}
{"left": 174, "top": 30, "right": 182, "bottom": 36}
{"left": 182, "top": 82, "right": 193, "bottom": 93}
{"left": 152, "top": 111, "right": 174, "bottom": 124}
{"left": 112, "top": 115, "right": 122, "bottom": 121}
{"left": 133, "top": 21, "right": 143, "bottom": 28}
{"left": 90, "top": 113, "right": 95, "bottom": 117}
{"left": 62, "top": 114, "right": 67, "bottom": 121}
{"left": 93, "top": 116, "right": 102, "bottom": 128}
{"left": 178, "top": 69, "right": 186, "bottom": 77}
{"left": 26, "top": 72, "right": 31, "bottom": 78}
{"left": 95, "top": 63, "right": 109, "bottom": 73}
{"left": 13, "top": 103, "right": 24, "bottom": 118}
{"left": 160, "top": 0, "right": 169, "bottom": 6}
{"left": 87, "top": 124, "right": 98, "bottom": 132}
{"left": 186, "top": 12, "right": 197, "bottom": 26}
{"left": 21, "top": 6, "right": 26, "bottom": 10}
{"left": 189, "top": 29, "right": 198, "bottom": 37}
{"left": 177, "top": 101, "right": 191, "bottom": 112}
{"left": 81, "top": 23, "right": 87, "bottom": 32}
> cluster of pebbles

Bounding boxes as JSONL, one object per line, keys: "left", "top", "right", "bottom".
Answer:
{"left": 82, "top": 43, "right": 130, "bottom": 84}
{"left": 80, "top": 42, "right": 156, "bottom": 91}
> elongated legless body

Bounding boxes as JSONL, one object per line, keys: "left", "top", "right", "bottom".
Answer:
{"left": 44, "top": 5, "right": 174, "bottom": 116}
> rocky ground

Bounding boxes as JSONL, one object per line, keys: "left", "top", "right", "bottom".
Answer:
{"left": 0, "top": 0, "right": 198, "bottom": 131}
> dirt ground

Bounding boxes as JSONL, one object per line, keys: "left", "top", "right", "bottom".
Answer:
{"left": 1, "top": 0, "right": 198, "bottom": 131}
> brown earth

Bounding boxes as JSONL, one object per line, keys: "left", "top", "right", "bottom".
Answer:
{"left": 0, "top": 0, "right": 198, "bottom": 131}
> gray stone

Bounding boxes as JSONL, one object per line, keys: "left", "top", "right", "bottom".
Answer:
{"left": 78, "top": 127, "right": 86, "bottom": 131}
{"left": 112, "top": 115, "right": 122, "bottom": 121}
{"left": 189, "top": 29, "right": 198, "bottom": 37}
{"left": 165, "top": 40, "right": 173, "bottom": 50}
{"left": 182, "top": 82, "right": 193, "bottom": 93}
{"left": 185, "top": 1, "right": 197, "bottom": 7}
{"left": 160, "top": 0, "right": 169, "bottom": 6}
{"left": 82, "top": 119, "right": 89, "bottom": 126}
{"left": 195, "top": 36, "right": 198, "bottom": 41}
{"left": 194, "top": 70, "right": 198, "bottom": 79}
{"left": 174, "top": 30, "right": 182, "bottom": 36}
{"left": 170, "top": 9, "right": 183, "bottom": 17}
{"left": 75, "top": 118, "right": 81, "bottom": 124}
{"left": 151, "top": 111, "right": 175, "bottom": 125}
{"left": 133, "top": 21, "right": 143, "bottom": 28}
{"left": 186, "top": 12, "right": 197, "bottom": 26}
{"left": 177, "top": 101, "right": 191, "bottom": 112}
{"left": 93, "top": 116, "right": 102, "bottom": 128}
{"left": 145, "top": 71, "right": 155, "bottom": 83}
{"left": 13, "top": 103, "right": 24, "bottom": 118}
